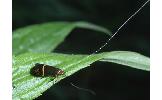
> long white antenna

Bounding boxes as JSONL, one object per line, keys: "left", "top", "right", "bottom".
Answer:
{"left": 93, "top": 0, "right": 150, "bottom": 54}
{"left": 70, "top": 83, "right": 96, "bottom": 95}
{"left": 65, "top": 0, "right": 150, "bottom": 70}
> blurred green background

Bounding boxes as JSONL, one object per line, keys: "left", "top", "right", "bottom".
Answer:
{"left": 13, "top": 0, "right": 150, "bottom": 100}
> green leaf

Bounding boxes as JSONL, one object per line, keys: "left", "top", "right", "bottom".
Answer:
{"left": 100, "top": 51, "right": 150, "bottom": 71}
{"left": 13, "top": 22, "right": 111, "bottom": 55}
{"left": 12, "top": 51, "right": 149, "bottom": 100}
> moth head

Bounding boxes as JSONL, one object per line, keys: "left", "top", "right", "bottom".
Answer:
{"left": 57, "top": 69, "right": 64, "bottom": 75}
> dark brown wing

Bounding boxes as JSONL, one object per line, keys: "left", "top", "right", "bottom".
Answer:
{"left": 30, "top": 63, "right": 44, "bottom": 77}
{"left": 30, "top": 63, "right": 64, "bottom": 77}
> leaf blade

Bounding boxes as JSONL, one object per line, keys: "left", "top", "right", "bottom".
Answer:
{"left": 100, "top": 51, "right": 150, "bottom": 71}
{"left": 13, "top": 51, "right": 149, "bottom": 100}
{"left": 13, "top": 22, "right": 111, "bottom": 55}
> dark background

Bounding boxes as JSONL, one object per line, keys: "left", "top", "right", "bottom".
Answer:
{"left": 13, "top": 0, "right": 150, "bottom": 100}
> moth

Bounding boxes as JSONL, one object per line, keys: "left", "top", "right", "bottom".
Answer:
{"left": 30, "top": 63, "right": 64, "bottom": 77}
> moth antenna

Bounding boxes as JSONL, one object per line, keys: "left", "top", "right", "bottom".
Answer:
{"left": 64, "top": 0, "right": 150, "bottom": 68}
{"left": 70, "top": 82, "right": 96, "bottom": 95}
{"left": 92, "top": 0, "right": 150, "bottom": 54}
